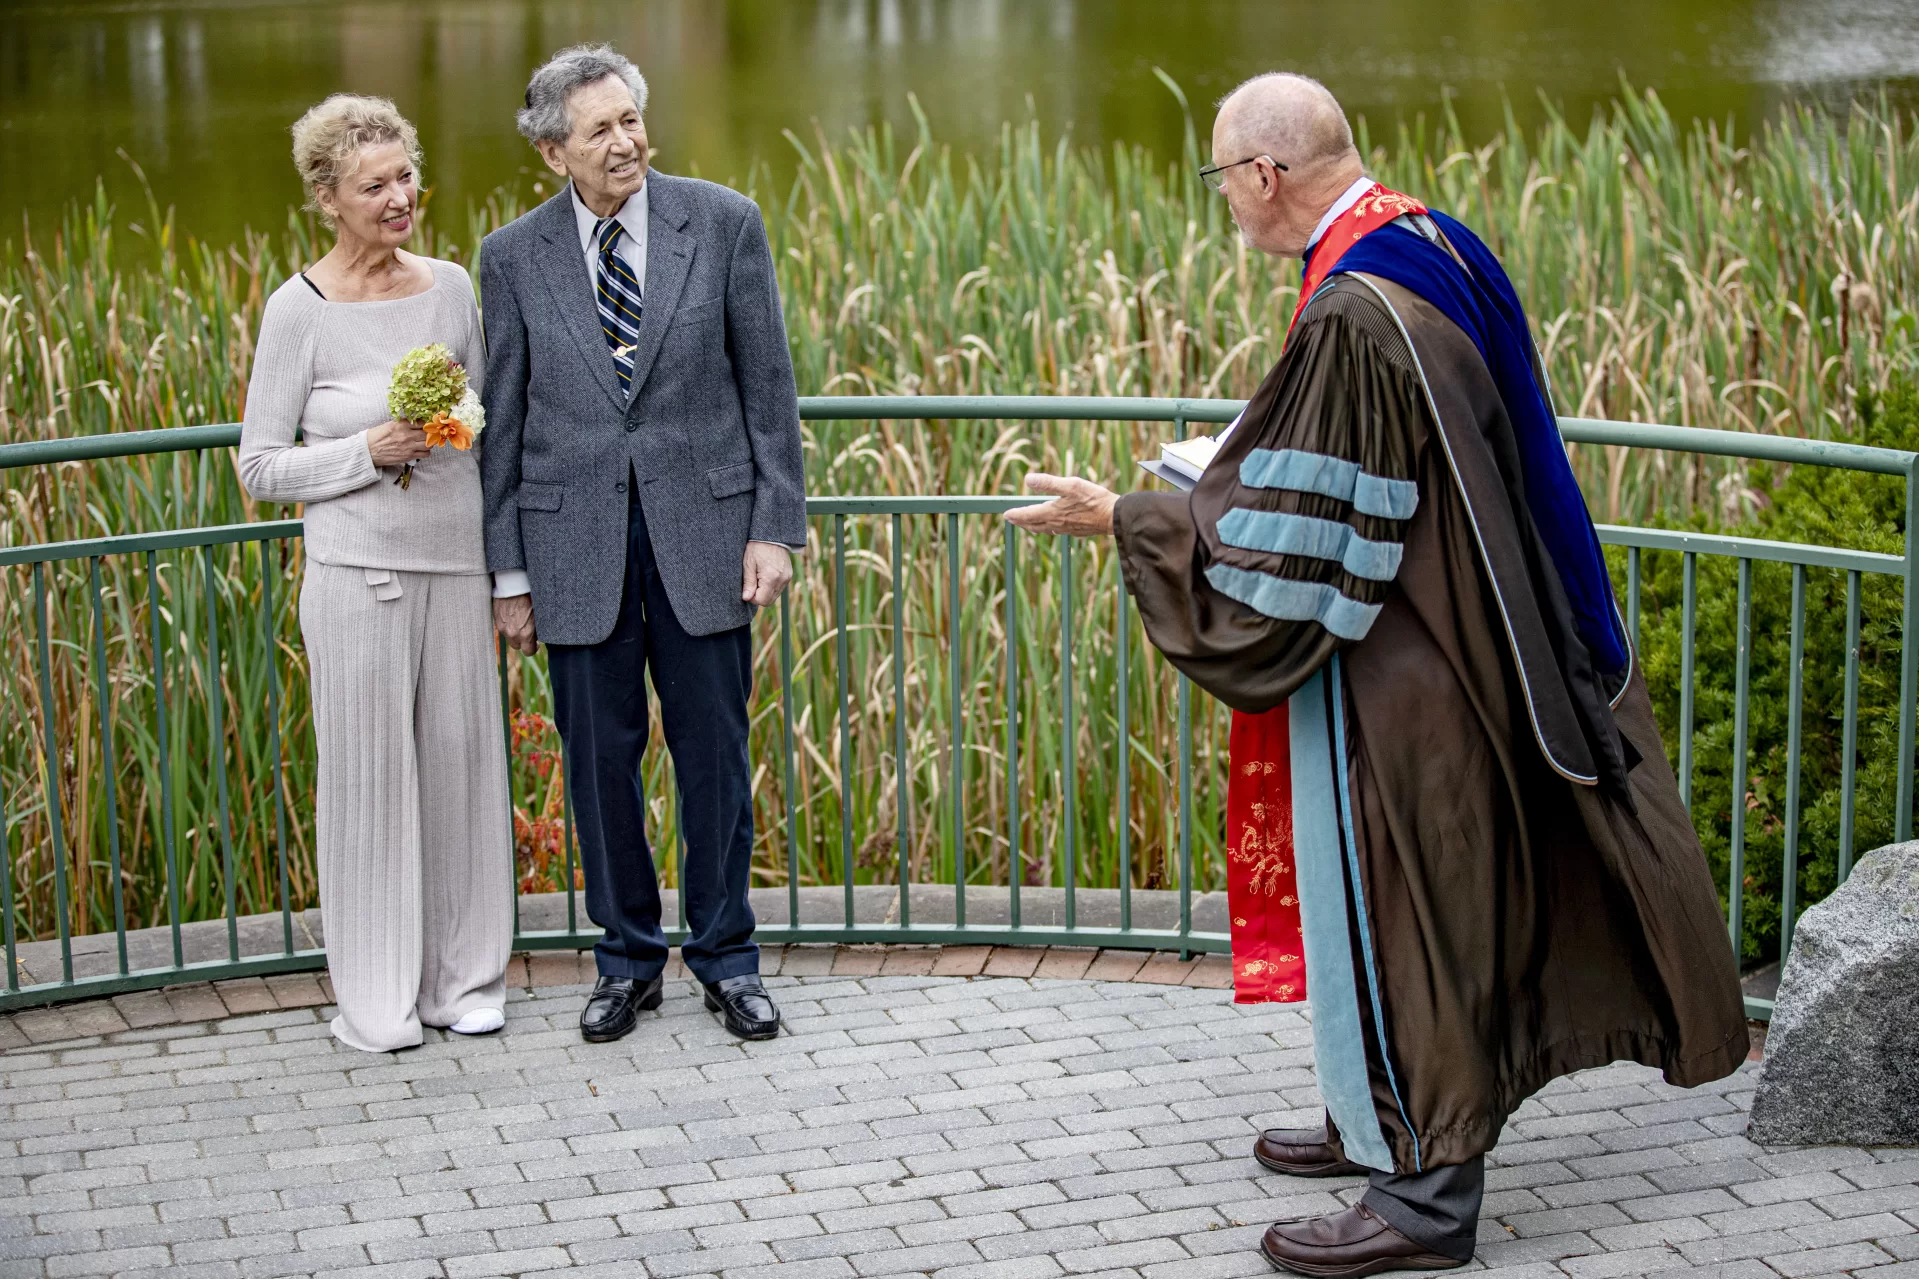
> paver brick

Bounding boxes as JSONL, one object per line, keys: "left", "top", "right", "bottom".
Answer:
{"left": 1676, "top": 1229, "right": 1801, "bottom": 1264}
{"left": 1558, "top": 1244, "right": 1684, "bottom": 1278}
{"left": 1761, "top": 1241, "right": 1895, "bottom": 1276}
{"left": 1786, "top": 1211, "right": 1915, "bottom": 1249}
{"left": 847, "top": 1241, "right": 982, "bottom": 1275}
{"left": 1700, "top": 1200, "right": 1832, "bottom": 1235}
{"left": 1815, "top": 1183, "right": 1919, "bottom": 1218}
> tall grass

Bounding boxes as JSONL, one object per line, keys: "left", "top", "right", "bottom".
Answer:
{"left": 3, "top": 88, "right": 1916, "bottom": 946}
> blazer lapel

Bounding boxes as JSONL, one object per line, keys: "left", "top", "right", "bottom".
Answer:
{"left": 624, "top": 174, "right": 695, "bottom": 408}
{"left": 532, "top": 189, "right": 626, "bottom": 414}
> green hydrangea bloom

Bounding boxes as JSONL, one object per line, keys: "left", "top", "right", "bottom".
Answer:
{"left": 387, "top": 344, "right": 468, "bottom": 423}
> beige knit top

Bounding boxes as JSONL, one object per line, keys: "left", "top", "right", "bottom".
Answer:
{"left": 238, "top": 258, "right": 488, "bottom": 574}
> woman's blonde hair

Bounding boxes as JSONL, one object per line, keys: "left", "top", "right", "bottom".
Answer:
{"left": 290, "top": 94, "right": 423, "bottom": 227}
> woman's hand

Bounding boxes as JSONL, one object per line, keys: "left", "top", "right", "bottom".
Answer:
{"left": 366, "top": 419, "right": 431, "bottom": 468}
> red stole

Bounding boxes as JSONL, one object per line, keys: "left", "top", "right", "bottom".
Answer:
{"left": 1225, "top": 184, "right": 1428, "bottom": 1004}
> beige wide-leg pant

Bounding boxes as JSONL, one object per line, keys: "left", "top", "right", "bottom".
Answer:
{"left": 301, "top": 564, "right": 513, "bottom": 1052}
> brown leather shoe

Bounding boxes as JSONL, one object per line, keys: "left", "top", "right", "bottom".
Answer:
{"left": 1253, "top": 1126, "right": 1369, "bottom": 1177}
{"left": 1261, "top": 1202, "right": 1466, "bottom": 1276}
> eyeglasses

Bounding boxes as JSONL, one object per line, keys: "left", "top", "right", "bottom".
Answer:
{"left": 1199, "top": 154, "right": 1288, "bottom": 192}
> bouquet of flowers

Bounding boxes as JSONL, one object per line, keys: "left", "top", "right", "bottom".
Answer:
{"left": 386, "top": 343, "right": 485, "bottom": 489}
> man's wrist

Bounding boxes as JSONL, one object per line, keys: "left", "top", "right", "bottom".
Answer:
{"left": 491, "top": 569, "right": 532, "bottom": 599}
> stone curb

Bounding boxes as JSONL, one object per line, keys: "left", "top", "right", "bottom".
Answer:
{"left": 0, "top": 945, "right": 1232, "bottom": 1051}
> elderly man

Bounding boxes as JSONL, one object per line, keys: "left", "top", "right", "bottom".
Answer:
{"left": 1008, "top": 73, "right": 1746, "bottom": 1276}
{"left": 480, "top": 45, "right": 805, "bottom": 1044}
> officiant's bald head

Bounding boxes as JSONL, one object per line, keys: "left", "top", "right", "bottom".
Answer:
{"left": 1210, "top": 73, "right": 1364, "bottom": 258}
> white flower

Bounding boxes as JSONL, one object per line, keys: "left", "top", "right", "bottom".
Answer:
{"left": 453, "top": 387, "right": 486, "bottom": 437}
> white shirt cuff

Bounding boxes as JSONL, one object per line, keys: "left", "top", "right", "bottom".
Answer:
{"left": 491, "top": 569, "right": 532, "bottom": 599}
{"left": 749, "top": 539, "right": 807, "bottom": 556}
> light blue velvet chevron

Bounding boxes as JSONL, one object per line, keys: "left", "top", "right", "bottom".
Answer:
{"left": 1215, "top": 509, "right": 1404, "bottom": 581}
{"left": 1202, "top": 564, "right": 1382, "bottom": 640}
{"left": 1239, "top": 448, "right": 1419, "bottom": 520}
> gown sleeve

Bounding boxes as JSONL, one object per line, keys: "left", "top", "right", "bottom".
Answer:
{"left": 1113, "top": 288, "right": 1431, "bottom": 713}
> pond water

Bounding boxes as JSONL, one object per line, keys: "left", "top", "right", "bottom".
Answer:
{"left": 3, "top": 0, "right": 1919, "bottom": 246}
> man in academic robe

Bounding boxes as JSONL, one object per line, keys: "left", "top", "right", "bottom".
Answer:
{"left": 1007, "top": 73, "right": 1747, "bottom": 1277}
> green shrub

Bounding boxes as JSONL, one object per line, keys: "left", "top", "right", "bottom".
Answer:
{"left": 1624, "top": 382, "right": 1918, "bottom": 968}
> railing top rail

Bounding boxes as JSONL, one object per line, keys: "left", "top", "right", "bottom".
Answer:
{"left": 1557, "top": 417, "right": 1916, "bottom": 477}
{"left": 1594, "top": 524, "right": 1907, "bottom": 576}
{"left": 0, "top": 520, "right": 303, "bottom": 567}
{"left": 0, "top": 507, "right": 1907, "bottom": 575}
{"left": 2, "top": 399, "right": 1913, "bottom": 475}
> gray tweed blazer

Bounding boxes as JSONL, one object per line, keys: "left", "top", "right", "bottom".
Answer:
{"left": 478, "top": 174, "right": 806, "bottom": 643}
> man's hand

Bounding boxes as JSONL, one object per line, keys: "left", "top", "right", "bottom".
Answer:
{"left": 742, "top": 541, "right": 793, "bottom": 607}
{"left": 494, "top": 594, "right": 538, "bottom": 655}
{"left": 1003, "top": 474, "right": 1120, "bottom": 537}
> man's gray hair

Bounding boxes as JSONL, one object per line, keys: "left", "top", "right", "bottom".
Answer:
{"left": 517, "top": 44, "right": 648, "bottom": 145}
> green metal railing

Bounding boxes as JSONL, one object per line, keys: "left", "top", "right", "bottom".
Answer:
{"left": 1, "top": 397, "right": 1912, "bottom": 1019}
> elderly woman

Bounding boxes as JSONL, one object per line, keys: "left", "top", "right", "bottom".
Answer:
{"left": 238, "top": 94, "right": 512, "bottom": 1052}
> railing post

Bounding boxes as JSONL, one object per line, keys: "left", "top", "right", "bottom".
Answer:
{"left": 202, "top": 545, "right": 240, "bottom": 963}
{"left": 1117, "top": 559, "right": 1131, "bottom": 935}
{"left": 88, "top": 558, "right": 129, "bottom": 975}
{"left": 1898, "top": 456, "right": 1918, "bottom": 843}
{"left": 835, "top": 515, "right": 853, "bottom": 928}
{"left": 891, "top": 513, "right": 910, "bottom": 926}
{"left": 1005, "top": 523, "right": 1020, "bottom": 930}
{"left": 31, "top": 564, "right": 73, "bottom": 983}
{"left": 1, "top": 769, "right": 16, "bottom": 993}
{"left": 261, "top": 544, "right": 292, "bottom": 958}
{"left": 780, "top": 593, "right": 800, "bottom": 932}
{"left": 949, "top": 512, "right": 964, "bottom": 927}
{"left": 1840, "top": 571, "right": 1862, "bottom": 883}
{"left": 147, "top": 552, "right": 183, "bottom": 969}
{"left": 498, "top": 635, "right": 516, "bottom": 938}
{"left": 1782, "top": 565, "right": 1805, "bottom": 963}
{"left": 1061, "top": 535, "right": 1076, "bottom": 931}
{"left": 1679, "top": 552, "right": 1697, "bottom": 814}
{"left": 1175, "top": 413, "right": 1193, "bottom": 956}
{"left": 1729, "top": 559, "right": 1752, "bottom": 960}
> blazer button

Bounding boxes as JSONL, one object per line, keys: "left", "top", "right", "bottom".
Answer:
{"left": 625, "top": 421, "right": 639, "bottom": 433}
{"left": 615, "top": 481, "right": 627, "bottom": 493}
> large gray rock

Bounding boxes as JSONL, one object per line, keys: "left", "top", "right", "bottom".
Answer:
{"left": 1749, "top": 841, "right": 1919, "bottom": 1146}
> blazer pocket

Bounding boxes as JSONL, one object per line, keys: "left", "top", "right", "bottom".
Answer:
{"left": 669, "top": 296, "right": 723, "bottom": 328}
{"left": 517, "top": 481, "right": 564, "bottom": 511}
{"left": 706, "top": 462, "right": 756, "bottom": 500}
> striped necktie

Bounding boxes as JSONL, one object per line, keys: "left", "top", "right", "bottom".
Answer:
{"left": 594, "top": 216, "right": 643, "bottom": 392}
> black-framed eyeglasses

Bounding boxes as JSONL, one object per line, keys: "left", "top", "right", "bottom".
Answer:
{"left": 1199, "top": 154, "right": 1288, "bottom": 192}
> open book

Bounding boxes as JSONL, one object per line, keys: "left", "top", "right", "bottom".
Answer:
{"left": 1137, "top": 413, "right": 1242, "bottom": 491}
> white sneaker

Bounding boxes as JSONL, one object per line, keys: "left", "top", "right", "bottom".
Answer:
{"left": 448, "top": 1008, "right": 505, "bottom": 1036}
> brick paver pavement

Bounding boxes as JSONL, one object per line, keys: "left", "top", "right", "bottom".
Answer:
{"left": 2, "top": 949, "right": 1914, "bottom": 1279}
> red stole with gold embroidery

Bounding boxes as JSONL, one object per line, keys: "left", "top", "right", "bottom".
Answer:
{"left": 1225, "top": 184, "right": 1427, "bottom": 1004}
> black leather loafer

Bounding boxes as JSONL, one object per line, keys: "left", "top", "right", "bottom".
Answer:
{"left": 580, "top": 974, "right": 663, "bottom": 1043}
{"left": 701, "top": 975, "right": 781, "bottom": 1040}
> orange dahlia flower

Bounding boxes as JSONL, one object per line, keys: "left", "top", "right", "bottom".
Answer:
{"left": 422, "top": 411, "right": 475, "bottom": 451}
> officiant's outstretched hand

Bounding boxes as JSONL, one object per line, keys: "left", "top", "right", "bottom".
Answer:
{"left": 1004, "top": 473, "right": 1119, "bottom": 537}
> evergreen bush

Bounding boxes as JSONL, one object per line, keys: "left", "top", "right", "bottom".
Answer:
{"left": 1625, "top": 381, "right": 1919, "bottom": 968}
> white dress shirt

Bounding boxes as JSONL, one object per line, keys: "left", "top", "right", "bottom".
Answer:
{"left": 573, "top": 179, "right": 649, "bottom": 296}
{"left": 492, "top": 177, "right": 798, "bottom": 601}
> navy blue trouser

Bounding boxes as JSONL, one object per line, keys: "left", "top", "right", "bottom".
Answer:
{"left": 546, "top": 494, "right": 759, "bottom": 983}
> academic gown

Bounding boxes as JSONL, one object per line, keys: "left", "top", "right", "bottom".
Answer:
{"left": 1114, "top": 273, "right": 1748, "bottom": 1174}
